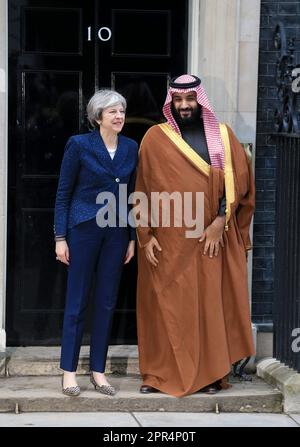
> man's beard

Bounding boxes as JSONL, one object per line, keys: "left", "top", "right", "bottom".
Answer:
{"left": 171, "top": 104, "right": 201, "bottom": 127}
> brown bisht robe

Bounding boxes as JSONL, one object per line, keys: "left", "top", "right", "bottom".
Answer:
{"left": 135, "top": 122, "right": 255, "bottom": 397}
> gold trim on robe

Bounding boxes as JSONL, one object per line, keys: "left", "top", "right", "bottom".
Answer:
{"left": 158, "top": 122, "right": 236, "bottom": 231}
{"left": 158, "top": 123, "right": 210, "bottom": 177}
{"left": 219, "top": 123, "right": 235, "bottom": 230}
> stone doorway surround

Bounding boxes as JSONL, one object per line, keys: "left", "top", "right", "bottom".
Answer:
{"left": 188, "top": 0, "right": 261, "bottom": 302}
{"left": 0, "top": 0, "right": 261, "bottom": 350}
{"left": 0, "top": 0, "right": 7, "bottom": 350}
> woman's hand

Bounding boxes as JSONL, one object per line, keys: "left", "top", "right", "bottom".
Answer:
{"left": 144, "top": 236, "right": 162, "bottom": 267}
{"left": 124, "top": 240, "right": 135, "bottom": 264}
{"left": 199, "top": 215, "right": 225, "bottom": 258}
{"left": 55, "top": 240, "right": 70, "bottom": 265}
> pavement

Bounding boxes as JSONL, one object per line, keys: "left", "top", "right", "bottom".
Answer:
{"left": 0, "top": 411, "right": 299, "bottom": 427}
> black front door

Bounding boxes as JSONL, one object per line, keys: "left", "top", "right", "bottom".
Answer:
{"left": 7, "top": 0, "right": 188, "bottom": 345}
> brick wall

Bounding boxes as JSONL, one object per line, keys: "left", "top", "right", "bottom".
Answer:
{"left": 253, "top": 0, "right": 300, "bottom": 328}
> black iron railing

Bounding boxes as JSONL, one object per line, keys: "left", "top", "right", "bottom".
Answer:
{"left": 272, "top": 22, "right": 300, "bottom": 373}
{"left": 273, "top": 134, "right": 300, "bottom": 373}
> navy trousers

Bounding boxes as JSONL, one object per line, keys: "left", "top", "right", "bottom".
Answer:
{"left": 60, "top": 218, "right": 129, "bottom": 373}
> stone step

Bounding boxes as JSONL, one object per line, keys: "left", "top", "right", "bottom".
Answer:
{"left": 0, "top": 346, "right": 283, "bottom": 414}
{"left": 1, "top": 346, "right": 139, "bottom": 377}
{"left": 1, "top": 346, "right": 256, "bottom": 377}
{"left": 0, "top": 375, "right": 282, "bottom": 413}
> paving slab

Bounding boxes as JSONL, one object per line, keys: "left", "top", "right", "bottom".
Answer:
{"left": 0, "top": 375, "right": 282, "bottom": 413}
{"left": 289, "top": 414, "right": 300, "bottom": 425}
{"left": 0, "top": 412, "right": 138, "bottom": 427}
{"left": 133, "top": 412, "right": 299, "bottom": 427}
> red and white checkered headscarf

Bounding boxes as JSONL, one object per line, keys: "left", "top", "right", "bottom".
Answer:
{"left": 163, "top": 74, "right": 225, "bottom": 169}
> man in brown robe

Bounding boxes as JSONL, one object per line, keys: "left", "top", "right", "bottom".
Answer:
{"left": 134, "top": 74, "right": 255, "bottom": 397}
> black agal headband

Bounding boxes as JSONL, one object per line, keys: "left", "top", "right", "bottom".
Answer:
{"left": 169, "top": 75, "right": 201, "bottom": 89}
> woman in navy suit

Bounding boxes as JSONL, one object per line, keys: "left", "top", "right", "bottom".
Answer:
{"left": 54, "top": 90, "right": 138, "bottom": 396}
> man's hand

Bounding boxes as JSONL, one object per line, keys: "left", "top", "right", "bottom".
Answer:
{"left": 199, "top": 215, "right": 225, "bottom": 258}
{"left": 144, "top": 236, "right": 162, "bottom": 267}
{"left": 55, "top": 240, "right": 70, "bottom": 265}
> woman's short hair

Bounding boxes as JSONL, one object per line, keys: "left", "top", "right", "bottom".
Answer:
{"left": 87, "top": 90, "right": 127, "bottom": 128}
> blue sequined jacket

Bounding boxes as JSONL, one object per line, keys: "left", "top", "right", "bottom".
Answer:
{"left": 54, "top": 129, "right": 138, "bottom": 240}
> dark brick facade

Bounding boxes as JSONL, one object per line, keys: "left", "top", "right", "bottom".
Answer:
{"left": 252, "top": 0, "right": 300, "bottom": 328}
